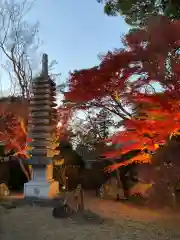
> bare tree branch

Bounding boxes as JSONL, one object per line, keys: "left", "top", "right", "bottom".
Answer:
{"left": 0, "top": 0, "right": 40, "bottom": 99}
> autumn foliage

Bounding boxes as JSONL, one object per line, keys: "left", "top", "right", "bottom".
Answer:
{"left": 0, "top": 111, "right": 28, "bottom": 157}
{"left": 0, "top": 94, "right": 74, "bottom": 159}
{"left": 65, "top": 16, "right": 180, "bottom": 172}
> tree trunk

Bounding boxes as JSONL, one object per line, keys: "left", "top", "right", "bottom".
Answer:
{"left": 111, "top": 160, "right": 123, "bottom": 200}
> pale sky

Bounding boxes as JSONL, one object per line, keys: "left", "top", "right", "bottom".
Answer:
{"left": 1, "top": 0, "right": 130, "bottom": 95}
{"left": 33, "top": 0, "right": 129, "bottom": 78}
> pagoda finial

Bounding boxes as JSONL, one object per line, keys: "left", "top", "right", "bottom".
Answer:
{"left": 42, "top": 53, "right": 48, "bottom": 77}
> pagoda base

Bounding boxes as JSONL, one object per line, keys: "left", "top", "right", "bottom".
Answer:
{"left": 24, "top": 165, "right": 59, "bottom": 199}
{"left": 24, "top": 180, "right": 59, "bottom": 199}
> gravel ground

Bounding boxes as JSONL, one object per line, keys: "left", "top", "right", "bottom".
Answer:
{"left": 1, "top": 194, "right": 180, "bottom": 240}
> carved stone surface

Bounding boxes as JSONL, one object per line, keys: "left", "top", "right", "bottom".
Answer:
{"left": 33, "top": 89, "right": 52, "bottom": 94}
{"left": 30, "top": 106, "right": 52, "bottom": 111}
{"left": 30, "top": 100, "right": 56, "bottom": 107}
{"left": 30, "top": 125, "right": 55, "bottom": 132}
{"left": 29, "top": 119, "right": 50, "bottom": 125}
{"left": 32, "top": 83, "right": 52, "bottom": 89}
{"left": 30, "top": 140, "right": 52, "bottom": 147}
{"left": 30, "top": 133, "right": 51, "bottom": 139}
{"left": 24, "top": 179, "right": 59, "bottom": 198}
{"left": 31, "top": 149, "right": 47, "bottom": 156}
{"left": 0, "top": 183, "right": 10, "bottom": 197}
{"left": 31, "top": 111, "right": 50, "bottom": 116}
{"left": 24, "top": 164, "right": 59, "bottom": 198}
{"left": 32, "top": 94, "right": 52, "bottom": 100}
{"left": 24, "top": 54, "right": 59, "bottom": 199}
{"left": 28, "top": 156, "right": 51, "bottom": 165}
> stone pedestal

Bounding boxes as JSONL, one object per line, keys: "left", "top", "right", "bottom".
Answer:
{"left": 24, "top": 165, "right": 59, "bottom": 198}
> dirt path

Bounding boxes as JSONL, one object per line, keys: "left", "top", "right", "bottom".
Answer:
{"left": 1, "top": 193, "right": 180, "bottom": 240}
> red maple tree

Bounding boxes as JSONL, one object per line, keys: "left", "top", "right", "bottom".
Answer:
{"left": 0, "top": 111, "right": 27, "bottom": 157}
{"left": 65, "top": 16, "right": 180, "bottom": 171}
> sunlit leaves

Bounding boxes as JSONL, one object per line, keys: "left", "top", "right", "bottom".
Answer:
{"left": 0, "top": 112, "right": 27, "bottom": 158}
{"left": 105, "top": 152, "right": 151, "bottom": 172}
{"left": 64, "top": 17, "right": 180, "bottom": 172}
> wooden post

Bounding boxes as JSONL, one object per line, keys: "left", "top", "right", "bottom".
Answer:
{"left": 79, "top": 185, "right": 84, "bottom": 211}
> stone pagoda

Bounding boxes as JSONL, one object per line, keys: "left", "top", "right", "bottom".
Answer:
{"left": 24, "top": 53, "right": 59, "bottom": 198}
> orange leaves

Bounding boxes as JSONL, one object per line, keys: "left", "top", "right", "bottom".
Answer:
{"left": 104, "top": 143, "right": 143, "bottom": 159}
{"left": 104, "top": 149, "right": 122, "bottom": 159}
{"left": 65, "top": 50, "right": 135, "bottom": 103}
{"left": 105, "top": 159, "right": 135, "bottom": 173}
{"left": 0, "top": 132, "right": 7, "bottom": 143}
{"left": 13, "top": 144, "right": 31, "bottom": 159}
{"left": 103, "top": 95, "right": 180, "bottom": 169}
{"left": 126, "top": 16, "right": 180, "bottom": 54}
{"left": 131, "top": 153, "right": 151, "bottom": 164}
{"left": 104, "top": 94, "right": 180, "bottom": 171}
{"left": 105, "top": 153, "right": 151, "bottom": 173}
{"left": 0, "top": 112, "right": 27, "bottom": 157}
{"left": 64, "top": 16, "right": 180, "bottom": 172}
{"left": 65, "top": 16, "right": 180, "bottom": 104}
{"left": 142, "top": 109, "right": 169, "bottom": 120}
